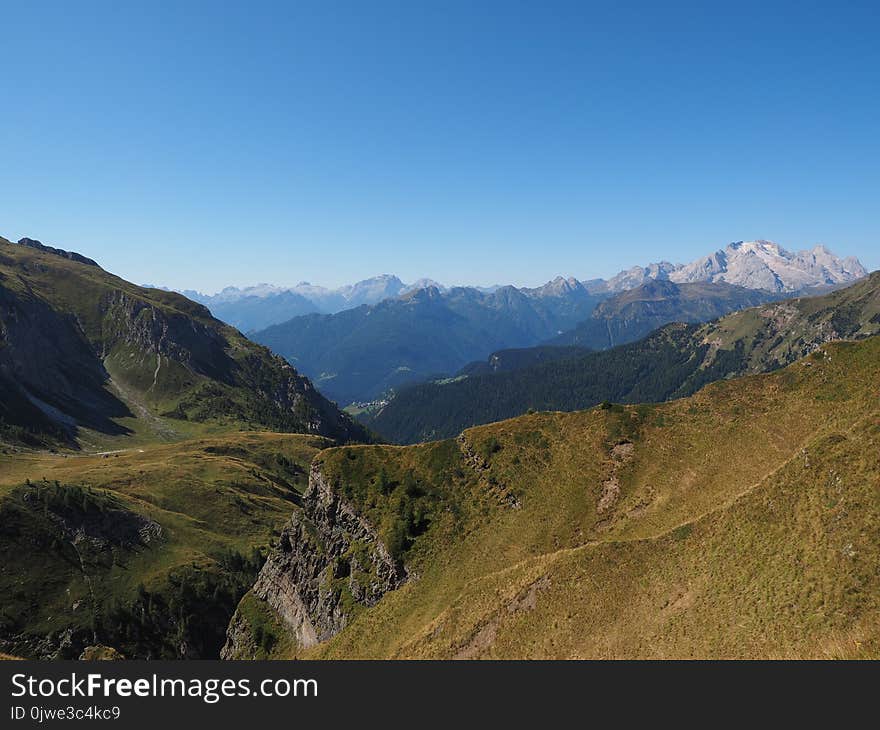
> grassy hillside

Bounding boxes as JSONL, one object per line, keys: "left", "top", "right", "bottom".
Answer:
{"left": 366, "top": 271, "right": 880, "bottom": 443}
{"left": 234, "top": 335, "right": 880, "bottom": 659}
{"left": 0, "top": 432, "right": 328, "bottom": 659}
{"left": 0, "top": 236, "right": 369, "bottom": 447}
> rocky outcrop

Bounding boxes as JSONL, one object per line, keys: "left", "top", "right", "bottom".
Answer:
{"left": 221, "top": 463, "right": 406, "bottom": 658}
{"left": 221, "top": 611, "right": 261, "bottom": 660}
{"left": 79, "top": 645, "right": 125, "bottom": 660}
{"left": 17, "top": 237, "right": 99, "bottom": 267}
{"left": 456, "top": 434, "right": 520, "bottom": 509}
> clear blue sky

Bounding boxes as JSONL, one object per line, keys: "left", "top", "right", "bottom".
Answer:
{"left": 1, "top": 0, "right": 877, "bottom": 292}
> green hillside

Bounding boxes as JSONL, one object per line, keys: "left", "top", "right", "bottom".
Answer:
{"left": 227, "top": 334, "right": 880, "bottom": 659}
{"left": 0, "top": 432, "right": 328, "bottom": 659}
{"left": 365, "top": 272, "right": 880, "bottom": 443}
{"left": 0, "top": 236, "right": 369, "bottom": 447}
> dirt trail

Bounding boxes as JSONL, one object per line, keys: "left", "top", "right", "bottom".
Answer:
{"left": 436, "top": 425, "right": 837, "bottom": 658}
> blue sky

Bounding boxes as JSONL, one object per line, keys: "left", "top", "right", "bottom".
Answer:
{"left": 1, "top": 1, "right": 877, "bottom": 292}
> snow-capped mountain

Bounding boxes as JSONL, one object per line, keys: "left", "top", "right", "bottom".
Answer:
{"left": 402, "top": 278, "right": 448, "bottom": 295}
{"left": 606, "top": 241, "right": 867, "bottom": 293}
{"left": 335, "top": 274, "right": 407, "bottom": 308}
{"left": 155, "top": 240, "right": 867, "bottom": 333}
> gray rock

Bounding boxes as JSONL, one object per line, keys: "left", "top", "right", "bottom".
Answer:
{"left": 221, "top": 462, "right": 406, "bottom": 658}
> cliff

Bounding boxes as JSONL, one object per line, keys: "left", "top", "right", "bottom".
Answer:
{"left": 222, "top": 462, "right": 406, "bottom": 658}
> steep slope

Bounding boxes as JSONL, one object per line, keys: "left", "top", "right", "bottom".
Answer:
{"left": 0, "top": 432, "right": 328, "bottom": 659}
{"left": 0, "top": 236, "right": 369, "bottom": 447}
{"left": 252, "top": 282, "right": 602, "bottom": 405}
{"left": 225, "top": 335, "right": 880, "bottom": 659}
{"left": 550, "top": 279, "right": 779, "bottom": 349}
{"left": 363, "top": 271, "right": 880, "bottom": 443}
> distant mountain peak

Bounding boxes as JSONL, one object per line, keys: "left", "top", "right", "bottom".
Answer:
{"left": 401, "top": 284, "right": 444, "bottom": 303}
{"left": 150, "top": 239, "right": 867, "bottom": 333}
{"left": 402, "top": 278, "right": 447, "bottom": 294}
{"left": 607, "top": 240, "right": 866, "bottom": 294}
{"left": 523, "top": 275, "right": 585, "bottom": 298}
{"left": 731, "top": 239, "right": 784, "bottom": 253}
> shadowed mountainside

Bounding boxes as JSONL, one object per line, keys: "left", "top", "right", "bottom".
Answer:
{"left": 0, "top": 236, "right": 370, "bottom": 448}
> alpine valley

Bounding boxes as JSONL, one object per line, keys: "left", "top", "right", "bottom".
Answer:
{"left": 236, "top": 240, "right": 865, "bottom": 406}
{"left": 2, "top": 234, "right": 878, "bottom": 661}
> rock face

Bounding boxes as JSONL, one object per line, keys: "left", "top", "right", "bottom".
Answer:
{"left": 221, "top": 463, "right": 406, "bottom": 658}
{"left": 606, "top": 262, "right": 679, "bottom": 293}
{"left": 102, "top": 289, "right": 231, "bottom": 380}
{"left": 606, "top": 241, "right": 867, "bottom": 293}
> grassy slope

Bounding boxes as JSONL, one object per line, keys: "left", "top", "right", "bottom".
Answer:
{"left": 260, "top": 335, "right": 880, "bottom": 658}
{"left": 0, "top": 432, "right": 327, "bottom": 658}
{"left": 0, "top": 237, "right": 369, "bottom": 446}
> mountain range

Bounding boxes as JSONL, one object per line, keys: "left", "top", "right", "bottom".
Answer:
{"left": 205, "top": 240, "right": 863, "bottom": 407}
{"left": 602, "top": 239, "right": 866, "bottom": 293}
{"left": 170, "top": 240, "right": 866, "bottom": 335}
{"left": 251, "top": 281, "right": 604, "bottom": 405}
{"left": 179, "top": 274, "right": 442, "bottom": 332}
{"left": 547, "top": 279, "right": 783, "bottom": 349}
{"left": 363, "top": 271, "right": 880, "bottom": 443}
